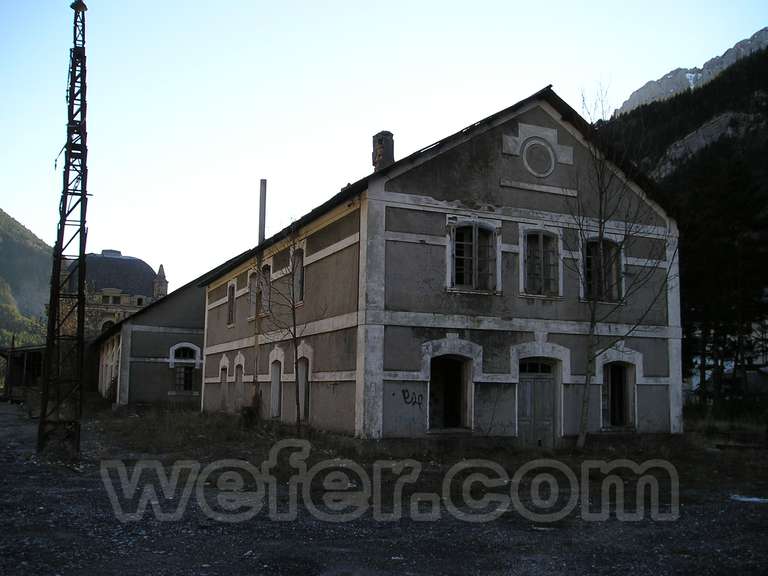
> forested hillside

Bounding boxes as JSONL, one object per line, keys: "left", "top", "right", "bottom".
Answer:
{"left": 604, "top": 47, "right": 768, "bottom": 383}
{"left": 0, "top": 209, "right": 50, "bottom": 347}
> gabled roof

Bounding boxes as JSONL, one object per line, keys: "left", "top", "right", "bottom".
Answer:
{"left": 197, "top": 85, "right": 661, "bottom": 285}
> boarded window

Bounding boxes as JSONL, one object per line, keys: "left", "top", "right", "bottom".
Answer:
{"left": 525, "top": 232, "right": 559, "bottom": 296}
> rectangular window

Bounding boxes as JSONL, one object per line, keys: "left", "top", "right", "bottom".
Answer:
{"left": 293, "top": 249, "right": 305, "bottom": 303}
{"left": 249, "top": 275, "right": 260, "bottom": 318}
{"left": 175, "top": 366, "right": 194, "bottom": 392}
{"left": 261, "top": 265, "right": 271, "bottom": 313}
{"left": 585, "top": 240, "right": 621, "bottom": 301}
{"left": 227, "top": 284, "right": 235, "bottom": 325}
{"left": 525, "top": 232, "right": 559, "bottom": 296}
{"left": 111, "top": 296, "right": 121, "bottom": 305}
{"left": 452, "top": 224, "right": 497, "bottom": 291}
{"left": 101, "top": 295, "right": 109, "bottom": 304}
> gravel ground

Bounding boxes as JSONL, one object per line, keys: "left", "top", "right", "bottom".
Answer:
{"left": 1, "top": 402, "right": 767, "bottom": 575}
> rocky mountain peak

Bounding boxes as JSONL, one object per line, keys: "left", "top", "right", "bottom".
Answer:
{"left": 615, "top": 27, "right": 768, "bottom": 116}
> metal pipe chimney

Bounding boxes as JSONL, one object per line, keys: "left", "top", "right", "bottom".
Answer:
{"left": 258, "top": 179, "right": 267, "bottom": 244}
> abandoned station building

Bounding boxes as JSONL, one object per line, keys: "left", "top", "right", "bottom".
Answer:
{"left": 200, "top": 86, "right": 682, "bottom": 446}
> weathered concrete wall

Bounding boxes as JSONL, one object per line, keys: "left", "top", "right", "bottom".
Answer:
{"left": 128, "top": 361, "right": 201, "bottom": 407}
{"left": 382, "top": 380, "right": 516, "bottom": 438}
{"left": 134, "top": 283, "right": 205, "bottom": 329}
{"left": 562, "top": 384, "right": 602, "bottom": 435}
{"left": 308, "top": 381, "right": 356, "bottom": 433}
{"left": 384, "top": 105, "right": 665, "bottom": 227}
{"left": 106, "top": 282, "right": 205, "bottom": 407}
{"left": 383, "top": 325, "right": 532, "bottom": 373}
{"left": 636, "top": 385, "right": 671, "bottom": 432}
{"left": 306, "top": 211, "right": 359, "bottom": 255}
{"left": 473, "top": 383, "right": 516, "bottom": 436}
{"left": 385, "top": 207, "right": 445, "bottom": 236}
{"left": 547, "top": 333, "right": 670, "bottom": 378}
{"left": 384, "top": 240, "right": 667, "bottom": 325}
{"left": 383, "top": 380, "right": 428, "bottom": 437}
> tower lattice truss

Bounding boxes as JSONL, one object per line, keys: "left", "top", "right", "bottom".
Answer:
{"left": 38, "top": 1, "right": 89, "bottom": 455}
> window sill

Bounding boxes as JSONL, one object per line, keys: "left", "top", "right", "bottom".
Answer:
{"left": 447, "top": 288, "right": 501, "bottom": 296}
{"left": 226, "top": 323, "right": 235, "bottom": 329}
{"left": 520, "top": 293, "right": 563, "bottom": 301}
{"left": 168, "top": 391, "right": 200, "bottom": 397}
{"left": 579, "top": 298, "right": 624, "bottom": 306}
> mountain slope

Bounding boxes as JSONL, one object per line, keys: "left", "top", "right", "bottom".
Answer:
{"left": 616, "top": 27, "right": 768, "bottom": 115}
{"left": 603, "top": 46, "right": 768, "bottom": 189}
{"left": 605, "top": 46, "right": 768, "bottom": 379}
{"left": 0, "top": 209, "right": 51, "bottom": 347}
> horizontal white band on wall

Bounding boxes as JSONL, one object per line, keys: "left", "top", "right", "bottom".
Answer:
{"left": 384, "top": 231, "right": 446, "bottom": 246}
{"left": 130, "top": 325, "right": 204, "bottom": 335}
{"left": 382, "top": 372, "right": 671, "bottom": 387}
{"left": 374, "top": 310, "right": 681, "bottom": 339}
{"left": 499, "top": 178, "right": 578, "bottom": 197}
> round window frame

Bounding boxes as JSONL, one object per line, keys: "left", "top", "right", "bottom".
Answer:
{"left": 522, "top": 137, "right": 556, "bottom": 178}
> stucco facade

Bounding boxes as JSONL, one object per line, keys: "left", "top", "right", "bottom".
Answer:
{"left": 201, "top": 87, "right": 682, "bottom": 445}
{"left": 96, "top": 281, "right": 204, "bottom": 408}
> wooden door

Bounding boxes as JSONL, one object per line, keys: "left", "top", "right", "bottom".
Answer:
{"left": 518, "top": 374, "right": 555, "bottom": 448}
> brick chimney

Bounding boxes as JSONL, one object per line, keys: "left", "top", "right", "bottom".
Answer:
{"left": 372, "top": 131, "right": 394, "bottom": 171}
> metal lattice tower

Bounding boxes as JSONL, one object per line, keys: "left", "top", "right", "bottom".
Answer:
{"left": 38, "top": 1, "right": 89, "bottom": 456}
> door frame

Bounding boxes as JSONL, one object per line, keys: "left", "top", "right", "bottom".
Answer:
{"left": 517, "top": 357, "right": 559, "bottom": 448}
{"left": 426, "top": 354, "right": 474, "bottom": 431}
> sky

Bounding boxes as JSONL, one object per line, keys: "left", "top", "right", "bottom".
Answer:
{"left": 1, "top": 1, "right": 766, "bottom": 291}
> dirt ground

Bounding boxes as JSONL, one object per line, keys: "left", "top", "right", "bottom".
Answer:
{"left": 1, "top": 402, "right": 767, "bottom": 576}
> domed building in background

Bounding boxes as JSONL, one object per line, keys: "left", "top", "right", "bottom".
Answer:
{"left": 82, "top": 249, "right": 167, "bottom": 338}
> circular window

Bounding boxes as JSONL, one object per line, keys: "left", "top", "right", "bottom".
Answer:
{"left": 522, "top": 138, "right": 555, "bottom": 178}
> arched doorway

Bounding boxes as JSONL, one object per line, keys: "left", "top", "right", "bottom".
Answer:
{"left": 518, "top": 358, "right": 556, "bottom": 448}
{"left": 602, "top": 362, "right": 635, "bottom": 429}
{"left": 429, "top": 355, "right": 471, "bottom": 430}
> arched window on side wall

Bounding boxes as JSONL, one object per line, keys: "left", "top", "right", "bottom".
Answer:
{"left": 173, "top": 346, "right": 196, "bottom": 392}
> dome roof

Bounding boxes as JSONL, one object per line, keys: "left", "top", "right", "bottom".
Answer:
{"left": 83, "top": 250, "right": 157, "bottom": 297}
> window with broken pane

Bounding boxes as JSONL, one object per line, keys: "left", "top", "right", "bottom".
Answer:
{"left": 452, "top": 223, "right": 497, "bottom": 291}
{"left": 525, "top": 231, "right": 559, "bottom": 296}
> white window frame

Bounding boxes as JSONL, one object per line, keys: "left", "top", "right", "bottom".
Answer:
{"left": 446, "top": 216, "right": 502, "bottom": 294}
{"left": 169, "top": 342, "right": 202, "bottom": 369}
{"left": 518, "top": 224, "right": 564, "bottom": 298}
